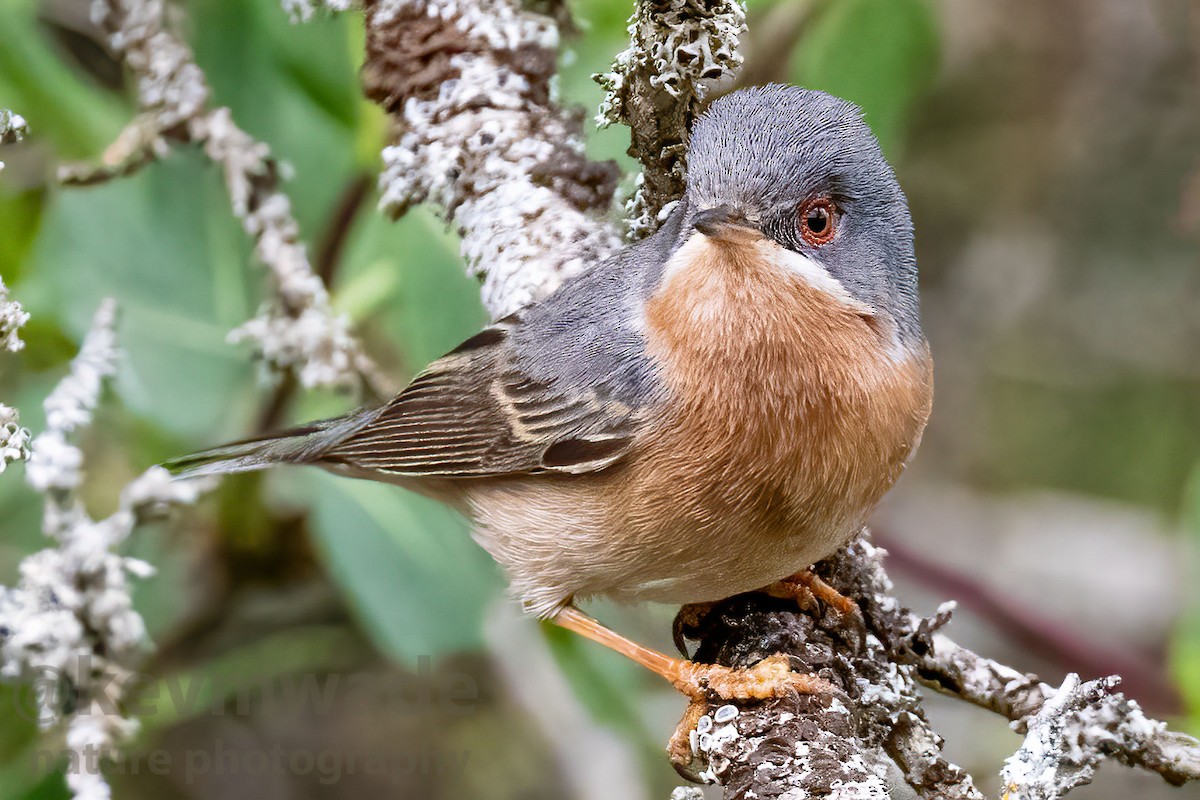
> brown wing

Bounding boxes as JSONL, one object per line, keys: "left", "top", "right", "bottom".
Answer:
{"left": 321, "top": 324, "right": 640, "bottom": 478}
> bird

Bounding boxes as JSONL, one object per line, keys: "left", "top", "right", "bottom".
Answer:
{"left": 167, "top": 84, "right": 933, "bottom": 705}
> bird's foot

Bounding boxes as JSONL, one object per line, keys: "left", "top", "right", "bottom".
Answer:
{"left": 766, "top": 569, "right": 857, "bottom": 616}
{"left": 764, "top": 569, "right": 867, "bottom": 650}
{"left": 666, "top": 654, "right": 835, "bottom": 779}
{"left": 550, "top": 605, "right": 840, "bottom": 781}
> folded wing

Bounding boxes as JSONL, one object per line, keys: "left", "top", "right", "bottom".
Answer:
{"left": 322, "top": 317, "right": 642, "bottom": 477}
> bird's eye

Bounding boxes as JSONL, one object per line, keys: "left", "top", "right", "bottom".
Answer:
{"left": 798, "top": 197, "right": 838, "bottom": 246}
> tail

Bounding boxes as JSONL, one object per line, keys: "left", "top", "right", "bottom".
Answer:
{"left": 163, "top": 413, "right": 372, "bottom": 479}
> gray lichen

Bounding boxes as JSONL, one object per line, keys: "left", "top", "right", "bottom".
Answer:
{"left": 0, "top": 272, "right": 32, "bottom": 475}
{"left": 595, "top": 0, "right": 746, "bottom": 237}
{"left": 365, "top": 0, "right": 621, "bottom": 319}
{"left": 671, "top": 533, "right": 1200, "bottom": 798}
{"left": 673, "top": 537, "right": 936, "bottom": 798}
{"left": 3, "top": 301, "right": 215, "bottom": 800}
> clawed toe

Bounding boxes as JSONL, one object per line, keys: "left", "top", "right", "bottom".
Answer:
{"left": 766, "top": 570, "right": 869, "bottom": 652}
{"left": 667, "top": 654, "right": 836, "bottom": 779}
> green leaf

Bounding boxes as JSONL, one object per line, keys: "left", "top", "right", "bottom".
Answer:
{"left": 0, "top": 3, "right": 127, "bottom": 159}
{"left": 304, "top": 471, "right": 503, "bottom": 663}
{"left": 0, "top": 190, "right": 45, "bottom": 284}
{"left": 793, "top": 0, "right": 940, "bottom": 155}
{"left": 0, "top": 738, "right": 68, "bottom": 800}
{"left": 189, "top": 0, "right": 361, "bottom": 236}
{"left": 132, "top": 625, "right": 365, "bottom": 736}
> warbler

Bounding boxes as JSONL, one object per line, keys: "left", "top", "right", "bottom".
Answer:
{"left": 168, "top": 85, "right": 933, "bottom": 702}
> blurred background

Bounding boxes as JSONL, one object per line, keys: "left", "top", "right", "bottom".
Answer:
{"left": 1, "top": 0, "right": 1198, "bottom": 797}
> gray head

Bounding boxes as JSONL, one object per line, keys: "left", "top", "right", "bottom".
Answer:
{"left": 683, "top": 85, "right": 921, "bottom": 345}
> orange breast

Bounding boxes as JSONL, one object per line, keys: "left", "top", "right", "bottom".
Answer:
{"left": 630, "top": 232, "right": 933, "bottom": 554}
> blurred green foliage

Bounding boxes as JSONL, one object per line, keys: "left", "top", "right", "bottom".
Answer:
{"left": 792, "top": 0, "right": 938, "bottom": 156}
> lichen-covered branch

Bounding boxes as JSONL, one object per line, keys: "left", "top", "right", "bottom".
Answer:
{"left": 908, "top": 630, "right": 1051, "bottom": 724}
{"left": 2, "top": 300, "right": 214, "bottom": 800}
{"left": 672, "top": 537, "right": 972, "bottom": 799}
{"left": 0, "top": 274, "right": 32, "bottom": 472}
{"left": 1008, "top": 675, "right": 1200, "bottom": 795}
{"left": 0, "top": 275, "right": 30, "bottom": 358}
{"left": 885, "top": 710, "right": 984, "bottom": 800}
{"left": 672, "top": 534, "right": 1200, "bottom": 799}
{"left": 910, "top": 636, "right": 1200, "bottom": 791}
{"left": 362, "top": 0, "right": 622, "bottom": 319}
{"left": 58, "top": 0, "right": 386, "bottom": 395}
{"left": 595, "top": 0, "right": 746, "bottom": 237}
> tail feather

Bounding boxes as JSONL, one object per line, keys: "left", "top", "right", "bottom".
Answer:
{"left": 163, "top": 412, "right": 373, "bottom": 479}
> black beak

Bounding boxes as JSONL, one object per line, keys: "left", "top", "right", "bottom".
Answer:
{"left": 692, "top": 205, "right": 753, "bottom": 236}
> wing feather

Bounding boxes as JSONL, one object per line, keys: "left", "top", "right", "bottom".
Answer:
{"left": 321, "top": 318, "right": 641, "bottom": 478}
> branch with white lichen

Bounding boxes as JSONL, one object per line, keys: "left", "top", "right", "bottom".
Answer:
{"left": 669, "top": 534, "right": 1200, "bottom": 799}
{"left": 595, "top": 0, "right": 745, "bottom": 237}
{"left": 56, "top": 0, "right": 387, "bottom": 395}
{"left": 1, "top": 300, "right": 215, "bottom": 800}
{"left": 909, "top": 632, "right": 1200, "bottom": 793}
{"left": 361, "top": 0, "right": 623, "bottom": 319}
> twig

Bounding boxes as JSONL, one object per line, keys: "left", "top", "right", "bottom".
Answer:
{"left": 59, "top": 0, "right": 386, "bottom": 395}
{"left": 2, "top": 300, "right": 215, "bottom": 800}
{"left": 876, "top": 529, "right": 1181, "bottom": 714}
{"left": 0, "top": 275, "right": 30, "bottom": 357}
{"left": 885, "top": 710, "right": 985, "bottom": 800}
{"left": 905, "top": 632, "right": 1200, "bottom": 788}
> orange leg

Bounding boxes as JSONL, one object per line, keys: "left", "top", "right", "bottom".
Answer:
{"left": 551, "top": 605, "right": 832, "bottom": 702}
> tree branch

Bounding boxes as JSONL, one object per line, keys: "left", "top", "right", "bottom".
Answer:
{"left": 362, "top": 0, "right": 622, "bottom": 319}
{"left": 59, "top": 0, "right": 389, "bottom": 397}
{"left": 595, "top": 0, "right": 745, "bottom": 237}
{"left": 3, "top": 300, "right": 216, "bottom": 800}
{"left": 673, "top": 534, "right": 1200, "bottom": 798}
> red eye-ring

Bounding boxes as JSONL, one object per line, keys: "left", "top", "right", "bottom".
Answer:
{"left": 798, "top": 197, "right": 838, "bottom": 246}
